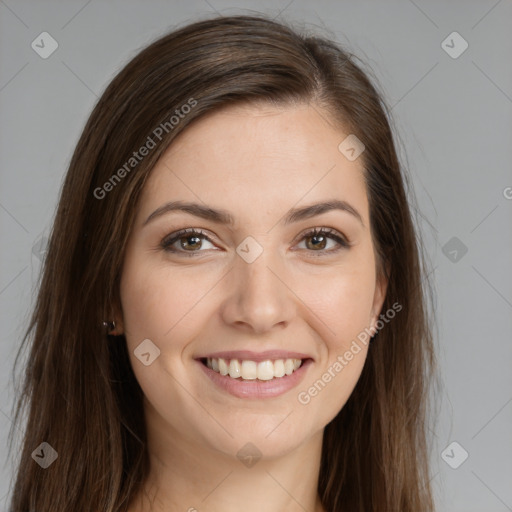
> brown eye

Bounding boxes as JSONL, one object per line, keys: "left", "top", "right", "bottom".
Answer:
{"left": 305, "top": 232, "right": 328, "bottom": 250}
{"left": 178, "top": 234, "right": 202, "bottom": 251}
{"left": 161, "top": 229, "right": 215, "bottom": 255}
{"left": 160, "top": 227, "right": 350, "bottom": 258}
{"left": 297, "top": 228, "right": 350, "bottom": 254}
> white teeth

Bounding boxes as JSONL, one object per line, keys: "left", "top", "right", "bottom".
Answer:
{"left": 284, "top": 359, "right": 294, "bottom": 375}
{"left": 228, "top": 359, "right": 241, "bottom": 378}
{"left": 205, "top": 357, "right": 304, "bottom": 380}
{"left": 241, "top": 360, "right": 257, "bottom": 380}
{"left": 218, "top": 358, "right": 229, "bottom": 376}
{"left": 273, "top": 359, "right": 285, "bottom": 378}
{"left": 257, "top": 360, "right": 274, "bottom": 381}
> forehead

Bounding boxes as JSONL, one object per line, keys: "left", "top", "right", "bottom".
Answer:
{"left": 138, "top": 102, "right": 368, "bottom": 226}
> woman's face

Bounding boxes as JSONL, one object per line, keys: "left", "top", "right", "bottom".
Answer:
{"left": 119, "top": 102, "right": 387, "bottom": 459}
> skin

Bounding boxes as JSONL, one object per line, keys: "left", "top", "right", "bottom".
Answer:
{"left": 118, "top": 102, "right": 388, "bottom": 512}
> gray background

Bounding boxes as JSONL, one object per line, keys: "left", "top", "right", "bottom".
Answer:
{"left": 1, "top": 1, "right": 511, "bottom": 510}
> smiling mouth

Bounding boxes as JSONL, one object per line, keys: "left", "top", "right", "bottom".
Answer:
{"left": 199, "top": 356, "right": 310, "bottom": 381}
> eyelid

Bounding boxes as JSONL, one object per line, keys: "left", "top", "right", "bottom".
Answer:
{"left": 293, "top": 226, "right": 349, "bottom": 245}
{"left": 291, "top": 226, "right": 351, "bottom": 256}
{"left": 160, "top": 226, "right": 350, "bottom": 255}
{"left": 160, "top": 228, "right": 216, "bottom": 249}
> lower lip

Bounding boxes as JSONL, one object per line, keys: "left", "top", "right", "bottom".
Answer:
{"left": 196, "top": 358, "right": 313, "bottom": 399}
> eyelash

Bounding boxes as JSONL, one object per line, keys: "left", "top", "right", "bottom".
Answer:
{"left": 160, "top": 227, "right": 350, "bottom": 257}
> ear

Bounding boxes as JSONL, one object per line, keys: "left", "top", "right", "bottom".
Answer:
{"left": 369, "top": 266, "right": 389, "bottom": 331}
{"left": 111, "top": 302, "right": 125, "bottom": 336}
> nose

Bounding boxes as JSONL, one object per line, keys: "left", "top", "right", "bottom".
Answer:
{"left": 220, "top": 247, "right": 296, "bottom": 334}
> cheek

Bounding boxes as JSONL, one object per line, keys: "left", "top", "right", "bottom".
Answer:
{"left": 295, "top": 272, "right": 374, "bottom": 418}
{"left": 119, "top": 251, "right": 183, "bottom": 347}
{"left": 119, "top": 256, "right": 206, "bottom": 405}
{"left": 293, "top": 255, "right": 376, "bottom": 409}
{"left": 303, "top": 263, "right": 377, "bottom": 344}
{"left": 119, "top": 252, "right": 219, "bottom": 351}
{"left": 120, "top": 266, "right": 165, "bottom": 343}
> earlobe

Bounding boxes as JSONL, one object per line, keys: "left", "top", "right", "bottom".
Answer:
{"left": 112, "top": 314, "right": 125, "bottom": 336}
{"left": 105, "top": 304, "right": 125, "bottom": 336}
{"left": 102, "top": 319, "right": 124, "bottom": 336}
{"left": 111, "top": 305, "right": 124, "bottom": 336}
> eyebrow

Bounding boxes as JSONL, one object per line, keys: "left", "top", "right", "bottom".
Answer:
{"left": 143, "top": 199, "right": 364, "bottom": 228}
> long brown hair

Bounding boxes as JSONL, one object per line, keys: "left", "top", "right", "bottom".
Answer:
{"left": 8, "top": 13, "right": 438, "bottom": 512}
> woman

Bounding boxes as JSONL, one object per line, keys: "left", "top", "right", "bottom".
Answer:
{"left": 8, "top": 14, "right": 437, "bottom": 512}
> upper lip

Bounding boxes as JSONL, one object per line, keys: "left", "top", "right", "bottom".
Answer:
{"left": 195, "top": 350, "right": 313, "bottom": 363}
